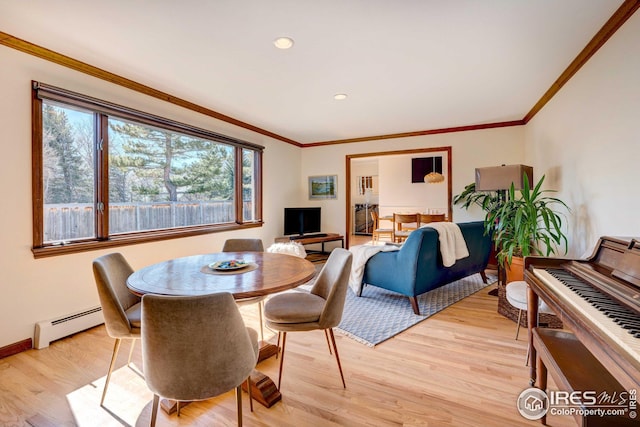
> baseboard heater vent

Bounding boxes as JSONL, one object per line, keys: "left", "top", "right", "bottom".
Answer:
{"left": 34, "top": 306, "right": 104, "bottom": 349}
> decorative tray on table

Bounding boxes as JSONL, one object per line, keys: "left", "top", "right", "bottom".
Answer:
{"left": 209, "top": 259, "right": 249, "bottom": 271}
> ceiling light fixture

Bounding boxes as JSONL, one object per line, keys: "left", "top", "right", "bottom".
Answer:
{"left": 424, "top": 156, "right": 445, "bottom": 184}
{"left": 273, "top": 37, "right": 294, "bottom": 49}
{"left": 334, "top": 93, "right": 348, "bottom": 101}
{"left": 424, "top": 171, "right": 445, "bottom": 183}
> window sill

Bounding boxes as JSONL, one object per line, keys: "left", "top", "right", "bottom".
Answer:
{"left": 32, "top": 221, "right": 263, "bottom": 259}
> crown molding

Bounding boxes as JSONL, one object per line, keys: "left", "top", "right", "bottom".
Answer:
{"left": 304, "top": 120, "right": 525, "bottom": 147}
{"left": 523, "top": 0, "right": 640, "bottom": 123}
{"left": 0, "top": 31, "right": 302, "bottom": 147}
{"left": 2, "top": 0, "right": 638, "bottom": 148}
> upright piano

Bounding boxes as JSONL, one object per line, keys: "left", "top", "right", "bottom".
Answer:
{"left": 525, "top": 236, "right": 640, "bottom": 419}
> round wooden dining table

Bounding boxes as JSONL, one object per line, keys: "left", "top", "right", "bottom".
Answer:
{"left": 126, "top": 251, "right": 316, "bottom": 411}
{"left": 127, "top": 251, "right": 316, "bottom": 299}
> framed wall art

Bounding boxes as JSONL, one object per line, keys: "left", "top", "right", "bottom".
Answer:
{"left": 308, "top": 175, "right": 337, "bottom": 199}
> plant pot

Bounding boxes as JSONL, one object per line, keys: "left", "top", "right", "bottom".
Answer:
{"left": 505, "top": 256, "right": 524, "bottom": 283}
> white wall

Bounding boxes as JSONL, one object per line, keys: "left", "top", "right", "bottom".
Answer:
{"left": 0, "top": 45, "right": 302, "bottom": 348}
{"left": 524, "top": 11, "right": 640, "bottom": 259}
{"left": 11, "top": 11, "right": 639, "bottom": 349}
{"left": 300, "top": 126, "right": 526, "bottom": 236}
{"left": 377, "top": 151, "right": 449, "bottom": 217}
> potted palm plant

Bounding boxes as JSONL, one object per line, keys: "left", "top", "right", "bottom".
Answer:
{"left": 452, "top": 182, "right": 502, "bottom": 220}
{"left": 453, "top": 182, "right": 501, "bottom": 267}
{"left": 486, "top": 174, "right": 569, "bottom": 282}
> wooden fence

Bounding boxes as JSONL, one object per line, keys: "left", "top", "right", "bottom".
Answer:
{"left": 44, "top": 201, "right": 241, "bottom": 242}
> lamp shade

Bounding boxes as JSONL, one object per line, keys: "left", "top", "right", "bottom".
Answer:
{"left": 424, "top": 171, "right": 445, "bottom": 183}
{"left": 475, "top": 164, "right": 533, "bottom": 191}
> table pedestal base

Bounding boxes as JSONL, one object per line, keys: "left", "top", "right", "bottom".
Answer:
{"left": 257, "top": 341, "right": 278, "bottom": 362}
{"left": 250, "top": 341, "right": 282, "bottom": 408}
{"left": 160, "top": 399, "right": 190, "bottom": 415}
{"left": 159, "top": 369, "right": 282, "bottom": 414}
{"left": 159, "top": 342, "right": 281, "bottom": 414}
{"left": 242, "top": 369, "right": 282, "bottom": 408}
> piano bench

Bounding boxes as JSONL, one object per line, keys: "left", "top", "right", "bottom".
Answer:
{"left": 532, "top": 328, "right": 636, "bottom": 426}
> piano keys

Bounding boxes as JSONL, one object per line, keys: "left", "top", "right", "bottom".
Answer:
{"left": 525, "top": 236, "right": 640, "bottom": 406}
{"left": 530, "top": 265, "right": 640, "bottom": 391}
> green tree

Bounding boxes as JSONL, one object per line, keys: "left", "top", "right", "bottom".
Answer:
{"left": 109, "top": 120, "right": 234, "bottom": 202}
{"left": 181, "top": 144, "right": 234, "bottom": 200}
{"left": 110, "top": 121, "right": 187, "bottom": 202}
{"left": 42, "top": 104, "right": 93, "bottom": 203}
{"left": 241, "top": 150, "right": 255, "bottom": 202}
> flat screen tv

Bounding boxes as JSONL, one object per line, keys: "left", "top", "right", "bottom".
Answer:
{"left": 284, "top": 207, "right": 321, "bottom": 236}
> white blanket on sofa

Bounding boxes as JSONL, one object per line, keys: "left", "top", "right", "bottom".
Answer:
{"left": 348, "top": 244, "right": 400, "bottom": 295}
{"left": 421, "top": 222, "right": 469, "bottom": 267}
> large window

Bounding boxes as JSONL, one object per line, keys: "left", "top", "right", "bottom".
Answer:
{"left": 32, "top": 82, "right": 263, "bottom": 257}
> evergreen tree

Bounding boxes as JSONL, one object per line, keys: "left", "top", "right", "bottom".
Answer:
{"left": 109, "top": 119, "right": 234, "bottom": 202}
{"left": 42, "top": 104, "right": 93, "bottom": 203}
{"left": 181, "top": 143, "right": 234, "bottom": 200}
{"left": 241, "top": 150, "right": 255, "bottom": 201}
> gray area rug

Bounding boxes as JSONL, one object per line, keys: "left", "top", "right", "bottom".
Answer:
{"left": 335, "top": 273, "right": 496, "bottom": 347}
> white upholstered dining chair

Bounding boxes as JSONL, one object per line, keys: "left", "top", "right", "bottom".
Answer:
{"left": 263, "top": 248, "right": 353, "bottom": 389}
{"left": 142, "top": 292, "right": 259, "bottom": 427}
{"left": 222, "top": 238, "right": 267, "bottom": 341}
{"left": 92, "top": 252, "right": 141, "bottom": 406}
{"left": 222, "top": 238, "right": 264, "bottom": 252}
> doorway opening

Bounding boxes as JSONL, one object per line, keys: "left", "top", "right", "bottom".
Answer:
{"left": 345, "top": 146, "right": 452, "bottom": 248}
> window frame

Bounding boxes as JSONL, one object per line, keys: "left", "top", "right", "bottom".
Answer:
{"left": 32, "top": 81, "right": 263, "bottom": 258}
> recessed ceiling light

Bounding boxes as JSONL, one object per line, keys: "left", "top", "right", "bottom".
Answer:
{"left": 334, "top": 93, "right": 348, "bottom": 101}
{"left": 273, "top": 37, "right": 294, "bottom": 49}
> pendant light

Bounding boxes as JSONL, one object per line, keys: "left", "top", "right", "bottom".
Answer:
{"left": 424, "top": 157, "right": 444, "bottom": 183}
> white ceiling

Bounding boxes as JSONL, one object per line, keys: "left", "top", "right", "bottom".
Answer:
{"left": 0, "top": 0, "right": 624, "bottom": 144}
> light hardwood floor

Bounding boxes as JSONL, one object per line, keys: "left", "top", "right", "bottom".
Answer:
{"left": 0, "top": 253, "right": 576, "bottom": 427}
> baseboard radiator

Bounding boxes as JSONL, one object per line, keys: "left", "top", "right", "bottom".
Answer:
{"left": 34, "top": 306, "right": 104, "bottom": 349}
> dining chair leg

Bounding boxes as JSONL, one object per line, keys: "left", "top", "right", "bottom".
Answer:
{"left": 277, "top": 332, "right": 287, "bottom": 390}
{"left": 101, "top": 338, "right": 121, "bottom": 406}
{"left": 247, "top": 377, "right": 253, "bottom": 412}
{"left": 258, "top": 301, "right": 264, "bottom": 342}
{"left": 176, "top": 401, "right": 181, "bottom": 417}
{"left": 324, "top": 329, "right": 332, "bottom": 355}
{"left": 150, "top": 394, "right": 160, "bottom": 427}
{"left": 235, "top": 385, "right": 243, "bottom": 427}
{"left": 328, "top": 328, "right": 346, "bottom": 388}
{"left": 515, "top": 309, "right": 522, "bottom": 340}
{"left": 127, "top": 338, "right": 136, "bottom": 365}
{"left": 275, "top": 331, "right": 281, "bottom": 359}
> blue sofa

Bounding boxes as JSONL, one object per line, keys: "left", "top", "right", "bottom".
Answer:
{"left": 359, "top": 221, "right": 492, "bottom": 314}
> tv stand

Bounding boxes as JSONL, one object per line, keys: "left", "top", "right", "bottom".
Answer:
{"left": 290, "top": 233, "right": 328, "bottom": 240}
{"left": 275, "top": 233, "right": 344, "bottom": 253}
